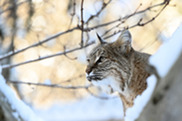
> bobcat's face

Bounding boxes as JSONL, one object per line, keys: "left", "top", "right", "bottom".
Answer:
{"left": 86, "top": 44, "right": 112, "bottom": 81}
{"left": 86, "top": 30, "right": 132, "bottom": 84}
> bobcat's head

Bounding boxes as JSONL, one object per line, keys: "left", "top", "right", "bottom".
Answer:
{"left": 86, "top": 30, "right": 133, "bottom": 91}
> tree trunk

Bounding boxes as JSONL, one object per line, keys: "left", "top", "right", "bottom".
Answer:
{"left": 137, "top": 50, "right": 182, "bottom": 121}
{"left": 0, "top": 73, "right": 43, "bottom": 121}
{"left": 0, "top": 91, "right": 24, "bottom": 121}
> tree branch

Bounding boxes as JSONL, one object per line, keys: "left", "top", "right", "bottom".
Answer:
{"left": 1, "top": 42, "right": 94, "bottom": 69}
{"left": 80, "top": 0, "right": 84, "bottom": 47}
{"left": 77, "top": 0, "right": 169, "bottom": 33}
{"left": 103, "top": 0, "right": 170, "bottom": 40}
{"left": 68, "top": 0, "right": 76, "bottom": 29}
{"left": 85, "top": 0, "right": 112, "bottom": 25}
{"left": 0, "top": 0, "right": 171, "bottom": 69}
{"left": 0, "top": 27, "right": 78, "bottom": 61}
{"left": 7, "top": 80, "right": 92, "bottom": 90}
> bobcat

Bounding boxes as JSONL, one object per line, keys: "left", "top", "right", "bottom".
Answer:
{"left": 85, "top": 30, "right": 151, "bottom": 115}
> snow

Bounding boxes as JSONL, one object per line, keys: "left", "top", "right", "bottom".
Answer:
{"left": 91, "top": 76, "right": 122, "bottom": 93}
{"left": 34, "top": 76, "right": 157, "bottom": 121}
{"left": 150, "top": 24, "right": 182, "bottom": 78}
{"left": 0, "top": 67, "right": 43, "bottom": 121}
{"left": 124, "top": 75, "right": 157, "bottom": 121}
{"left": 36, "top": 96, "right": 123, "bottom": 121}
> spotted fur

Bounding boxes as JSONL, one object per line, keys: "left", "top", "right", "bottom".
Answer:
{"left": 86, "top": 30, "right": 151, "bottom": 115}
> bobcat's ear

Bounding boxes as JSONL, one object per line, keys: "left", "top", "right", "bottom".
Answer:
{"left": 96, "top": 33, "right": 106, "bottom": 44}
{"left": 116, "top": 29, "right": 132, "bottom": 45}
{"left": 113, "top": 30, "right": 132, "bottom": 53}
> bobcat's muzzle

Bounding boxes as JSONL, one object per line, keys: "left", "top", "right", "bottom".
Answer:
{"left": 85, "top": 67, "right": 92, "bottom": 75}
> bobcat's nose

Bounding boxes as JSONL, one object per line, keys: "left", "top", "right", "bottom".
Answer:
{"left": 86, "top": 67, "right": 92, "bottom": 75}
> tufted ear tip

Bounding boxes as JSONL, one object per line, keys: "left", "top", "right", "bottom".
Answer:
{"left": 113, "top": 29, "right": 132, "bottom": 54}
{"left": 96, "top": 33, "right": 105, "bottom": 44}
{"left": 117, "top": 29, "right": 132, "bottom": 44}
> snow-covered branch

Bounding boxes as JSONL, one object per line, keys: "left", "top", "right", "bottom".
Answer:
{"left": 0, "top": 68, "right": 43, "bottom": 121}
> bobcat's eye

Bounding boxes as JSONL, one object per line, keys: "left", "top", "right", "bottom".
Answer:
{"left": 96, "top": 56, "right": 104, "bottom": 64}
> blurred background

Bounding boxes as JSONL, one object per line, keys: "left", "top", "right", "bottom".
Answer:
{"left": 0, "top": 0, "right": 182, "bottom": 120}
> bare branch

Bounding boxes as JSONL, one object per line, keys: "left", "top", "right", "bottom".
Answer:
{"left": 0, "top": 0, "right": 171, "bottom": 70}
{"left": 123, "top": 0, "right": 168, "bottom": 19}
{"left": 78, "top": 18, "right": 121, "bottom": 32}
{"left": 1, "top": 42, "right": 94, "bottom": 69}
{"left": 68, "top": 0, "right": 76, "bottom": 29}
{"left": 0, "top": 27, "right": 78, "bottom": 61}
{"left": 80, "top": 0, "right": 84, "bottom": 47}
{"left": 137, "top": 2, "right": 168, "bottom": 26}
{"left": 7, "top": 80, "right": 92, "bottom": 90}
{"left": 0, "top": 0, "right": 170, "bottom": 62}
{"left": 63, "top": 46, "right": 77, "bottom": 60}
{"left": 59, "top": 74, "right": 85, "bottom": 84}
{"left": 79, "top": 0, "right": 170, "bottom": 33}
{"left": 103, "top": 0, "right": 170, "bottom": 40}
{"left": 85, "top": 0, "right": 112, "bottom": 25}
{"left": 101, "top": 23, "right": 122, "bottom": 37}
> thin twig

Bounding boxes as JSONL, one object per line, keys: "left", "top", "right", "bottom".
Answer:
{"left": 122, "top": 0, "right": 167, "bottom": 20}
{"left": 79, "top": 18, "right": 121, "bottom": 32}
{"left": 58, "top": 74, "right": 85, "bottom": 84}
{"left": 0, "top": 0, "right": 170, "bottom": 62}
{"left": 68, "top": 0, "right": 76, "bottom": 29}
{"left": 0, "top": 27, "right": 78, "bottom": 61}
{"left": 85, "top": 0, "right": 112, "bottom": 25}
{"left": 79, "top": 0, "right": 169, "bottom": 33}
{"left": 102, "top": 23, "right": 122, "bottom": 37}
{"left": 103, "top": 1, "right": 170, "bottom": 40}
{"left": 7, "top": 80, "right": 92, "bottom": 90}
{"left": 63, "top": 46, "right": 77, "bottom": 60}
{"left": 80, "top": 0, "right": 84, "bottom": 47}
{"left": 100, "top": 2, "right": 142, "bottom": 36}
{"left": 137, "top": 2, "right": 168, "bottom": 26}
{"left": 2, "top": 42, "right": 94, "bottom": 69}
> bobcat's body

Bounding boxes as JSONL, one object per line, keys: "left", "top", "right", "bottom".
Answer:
{"left": 86, "top": 30, "right": 150, "bottom": 114}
